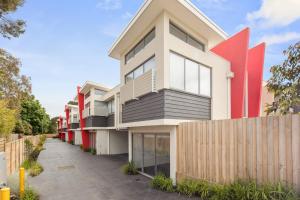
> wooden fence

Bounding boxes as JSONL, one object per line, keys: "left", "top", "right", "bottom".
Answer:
{"left": 176, "top": 114, "right": 300, "bottom": 192}
{"left": 5, "top": 136, "right": 40, "bottom": 175}
{"left": 0, "top": 138, "right": 5, "bottom": 152}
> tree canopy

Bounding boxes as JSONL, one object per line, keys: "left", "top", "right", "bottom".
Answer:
{"left": 0, "top": 0, "right": 25, "bottom": 39}
{"left": 266, "top": 41, "right": 300, "bottom": 115}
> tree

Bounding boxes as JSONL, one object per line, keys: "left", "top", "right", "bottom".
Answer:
{"left": 0, "top": 0, "right": 25, "bottom": 39}
{"left": 266, "top": 41, "right": 300, "bottom": 115}
{"left": 0, "top": 48, "right": 31, "bottom": 109}
{"left": 20, "top": 95, "right": 51, "bottom": 134}
{"left": 0, "top": 100, "right": 17, "bottom": 138}
{"left": 48, "top": 117, "right": 59, "bottom": 134}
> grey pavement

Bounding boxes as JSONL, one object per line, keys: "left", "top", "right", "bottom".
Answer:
{"left": 28, "top": 139, "right": 190, "bottom": 200}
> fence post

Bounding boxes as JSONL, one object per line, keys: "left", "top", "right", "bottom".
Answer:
{"left": 19, "top": 167, "right": 25, "bottom": 198}
{"left": 0, "top": 187, "right": 10, "bottom": 200}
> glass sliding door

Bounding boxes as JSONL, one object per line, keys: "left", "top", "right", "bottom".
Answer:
{"left": 143, "top": 134, "right": 156, "bottom": 176}
{"left": 132, "top": 134, "right": 143, "bottom": 171}
{"left": 131, "top": 133, "right": 171, "bottom": 177}
{"left": 156, "top": 134, "right": 170, "bottom": 177}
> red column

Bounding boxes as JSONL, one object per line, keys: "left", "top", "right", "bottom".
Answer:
{"left": 247, "top": 43, "right": 265, "bottom": 117}
{"left": 59, "top": 116, "right": 63, "bottom": 140}
{"left": 65, "top": 106, "right": 73, "bottom": 143}
{"left": 77, "top": 86, "right": 89, "bottom": 150}
{"left": 211, "top": 28, "right": 250, "bottom": 119}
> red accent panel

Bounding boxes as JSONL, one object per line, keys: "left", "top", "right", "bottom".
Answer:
{"left": 65, "top": 106, "right": 73, "bottom": 143}
{"left": 247, "top": 43, "right": 265, "bottom": 117}
{"left": 77, "top": 86, "right": 90, "bottom": 149}
{"left": 211, "top": 28, "right": 250, "bottom": 119}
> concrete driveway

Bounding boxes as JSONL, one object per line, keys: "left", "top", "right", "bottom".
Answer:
{"left": 28, "top": 139, "right": 189, "bottom": 200}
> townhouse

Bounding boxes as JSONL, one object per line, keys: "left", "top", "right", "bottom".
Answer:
{"left": 65, "top": 100, "right": 80, "bottom": 143}
{"left": 76, "top": 81, "right": 128, "bottom": 155}
{"left": 108, "top": 0, "right": 265, "bottom": 181}
{"left": 60, "top": 0, "right": 267, "bottom": 183}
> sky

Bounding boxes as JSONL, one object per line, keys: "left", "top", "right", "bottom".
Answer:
{"left": 1, "top": 0, "right": 299, "bottom": 118}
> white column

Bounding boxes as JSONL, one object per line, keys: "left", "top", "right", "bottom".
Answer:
{"left": 170, "top": 126, "right": 177, "bottom": 184}
{"left": 128, "top": 130, "right": 132, "bottom": 162}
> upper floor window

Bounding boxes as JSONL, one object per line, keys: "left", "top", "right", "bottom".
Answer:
{"left": 85, "top": 91, "right": 90, "bottom": 99}
{"left": 125, "top": 28, "right": 155, "bottom": 64}
{"left": 125, "top": 56, "right": 155, "bottom": 83}
{"left": 169, "top": 22, "right": 205, "bottom": 51}
{"left": 107, "top": 99, "right": 115, "bottom": 114}
{"left": 95, "top": 89, "right": 105, "bottom": 96}
{"left": 170, "top": 52, "right": 211, "bottom": 97}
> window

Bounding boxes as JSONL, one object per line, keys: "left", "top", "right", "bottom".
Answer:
{"left": 95, "top": 89, "right": 105, "bottom": 96}
{"left": 125, "top": 72, "right": 133, "bottom": 83}
{"left": 200, "top": 65, "right": 211, "bottom": 96}
{"left": 133, "top": 66, "right": 143, "bottom": 79}
{"left": 169, "top": 22, "right": 205, "bottom": 51}
{"left": 85, "top": 91, "right": 90, "bottom": 99}
{"left": 185, "top": 59, "right": 199, "bottom": 94}
{"left": 125, "top": 56, "right": 156, "bottom": 83}
{"left": 170, "top": 53, "right": 185, "bottom": 90}
{"left": 107, "top": 99, "right": 115, "bottom": 114}
{"left": 125, "top": 28, "right": 155, "bottom": 63}
{"left": 170, "top": 52, "right": 211, "bottom": 97}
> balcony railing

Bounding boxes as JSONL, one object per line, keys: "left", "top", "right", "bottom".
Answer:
{"left": 120, "top": 69, "right": 156, "bottom": 104}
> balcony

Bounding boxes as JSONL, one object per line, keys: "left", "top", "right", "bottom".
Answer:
{"left": 82, "top": 108, "right": 90, "bottom": 119}
{"left": 120, "top": 69, "right": 156, "bottom": 104}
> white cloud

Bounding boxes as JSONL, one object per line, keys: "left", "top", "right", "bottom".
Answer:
{"left": 96, "top": 0, "right": 122, "bottom": 10}
{"left": 122, "top": 11, "right": 133, "bottom": 20}
{"left": 259, "top": 32, "right": 300, "bottom": 46}
{"left": 247, "top": 0, "right": 300, "bottom": 28}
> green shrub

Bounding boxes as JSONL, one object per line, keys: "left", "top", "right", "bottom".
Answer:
{"left": 29, "top": 162, "right": 43, "bottom": 177}
{"left": 91, "top": 148, "right": 96, "bottom": 155}
{"left": 21, "top": 159, "right": 32, "bottom": 170}
{"left": 21, "top": 188, "right": 39, "bottom": 200}
{"left": 177, "top": 179, "right": 199, "bottom": 197}
{"left": 24, "top": 139, "right": 33, "bottom": 159}
{"left": 122, "top": 161, "right": 138, "bottom": 175}
{"left": 151, "top": 174, "right": 174, "bottom": 192}
{"left": 80, "top": 144, "right": 83, "bottom": 149}
{"left": 83, "top": 148, "right": 91, "bottom": 152}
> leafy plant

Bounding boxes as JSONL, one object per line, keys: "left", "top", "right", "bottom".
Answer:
{"left": 29, "top": 162, "right": 43, "bottom": 177}
{"left": 122, "top": 161, "right": 138, "bottom": 175}
{"left": 150, "top": 174, "right": 174, "bottom": 192}
{"left": 21, "top": 159, "right": 32, "bottom": 170}
{"left": 24, "top": 139, "right": 33, "bottom": 159}
{"left": 83, "top": 148, "right": 91, "bottom": 152}
{"left": 91, "top": 148, "right": 96, "bottom": 155}
{"left": 0, "top": 100, "right": 17, "bottom": 138}
{"left": 177, "top": 179, "right": 199, "bottom": 197}
{"left": 21, "top": 188, "right": 39, "bottom": 200}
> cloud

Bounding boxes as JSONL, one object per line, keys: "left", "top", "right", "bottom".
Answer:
{"left": 122, "top": 11, "right": 133, "bottom": 20}
{"left": 259, "top": 32, "right": 300, "bottom": 46}
{"left": 96, "top": 0, "right": 122, "bottom": 10}
{"left": 247, "top": 0, "right": 300, "bottom": 28}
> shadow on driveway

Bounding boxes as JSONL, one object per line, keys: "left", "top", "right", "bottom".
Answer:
{"left": 28, "top": 139, "right": 190, "bottom": 200}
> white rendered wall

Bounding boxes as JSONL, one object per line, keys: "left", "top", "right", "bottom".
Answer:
{"left": 109, "top": 130, "right": 128, "bottom": 154}
{"left": 74, "top": 130, "right": 82, "bottom": 145}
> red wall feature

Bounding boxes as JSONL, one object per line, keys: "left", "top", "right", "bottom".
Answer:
{"left": 77, "top": 86, "right": 89, "bottom": 149}
{"left": 211, "top": 28, "right": 250, "bottom": 119}
{"left": 65, "top": 106, "right": 73, "bottom": 143}
{"left": 247, "top": 43, "right": 265, "bottom": 117}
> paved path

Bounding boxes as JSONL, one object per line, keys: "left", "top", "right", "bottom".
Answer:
{"left": 28, "top": 139, "right": 189, "bottom": 200}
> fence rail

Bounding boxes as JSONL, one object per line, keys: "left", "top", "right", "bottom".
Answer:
{"left": 5, "top": 136, "right": 40, "bottom": 175}
{"left": 176, "top": 114, "right": 300, "bottom": 192}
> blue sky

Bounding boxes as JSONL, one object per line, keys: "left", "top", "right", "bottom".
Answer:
{"left": 1, "top": 0, "right": 299, "bottom": 117}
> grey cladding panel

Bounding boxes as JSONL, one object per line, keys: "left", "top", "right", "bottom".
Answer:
{"left": 122, "top": 89, "right": 211, "bottom": 123}
{"left": 70, "top": 123, "right": 79, "bottom": 129}
{"left": 107, "top": 114, "right": 115, "bottom": 127}
{"left": 85, "top": 116, "right": 107, "bottom": 127}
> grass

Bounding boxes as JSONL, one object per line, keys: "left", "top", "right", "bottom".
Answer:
{"left": 21, "top": 188, "right": 39, "bottom": 200}
{"left": 121, "top": 161, "right": 138, "bottom": 175}
{"left": 150, "top": 177, "right": 299, "bottom": 200}
{"left": 150, "top": 173, "right": 174, "bottom": 193}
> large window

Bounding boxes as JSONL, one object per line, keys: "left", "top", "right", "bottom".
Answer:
{"left": 169, "top": 22, "right": 205, "bottom": 51}
{"left": 107, "top": 99, "right": 115, "bottom": 114}
{"left": 125, "top": 56, "right": 156, "bottom": 83}
{"left": 170, "top": 52, "right": 211, "bottom": 97}
{"left": 125, "top": 28, "right": 155, "bottom": 63}
{"left": 132, "top": 133, "right": 170, "bottom": 177}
